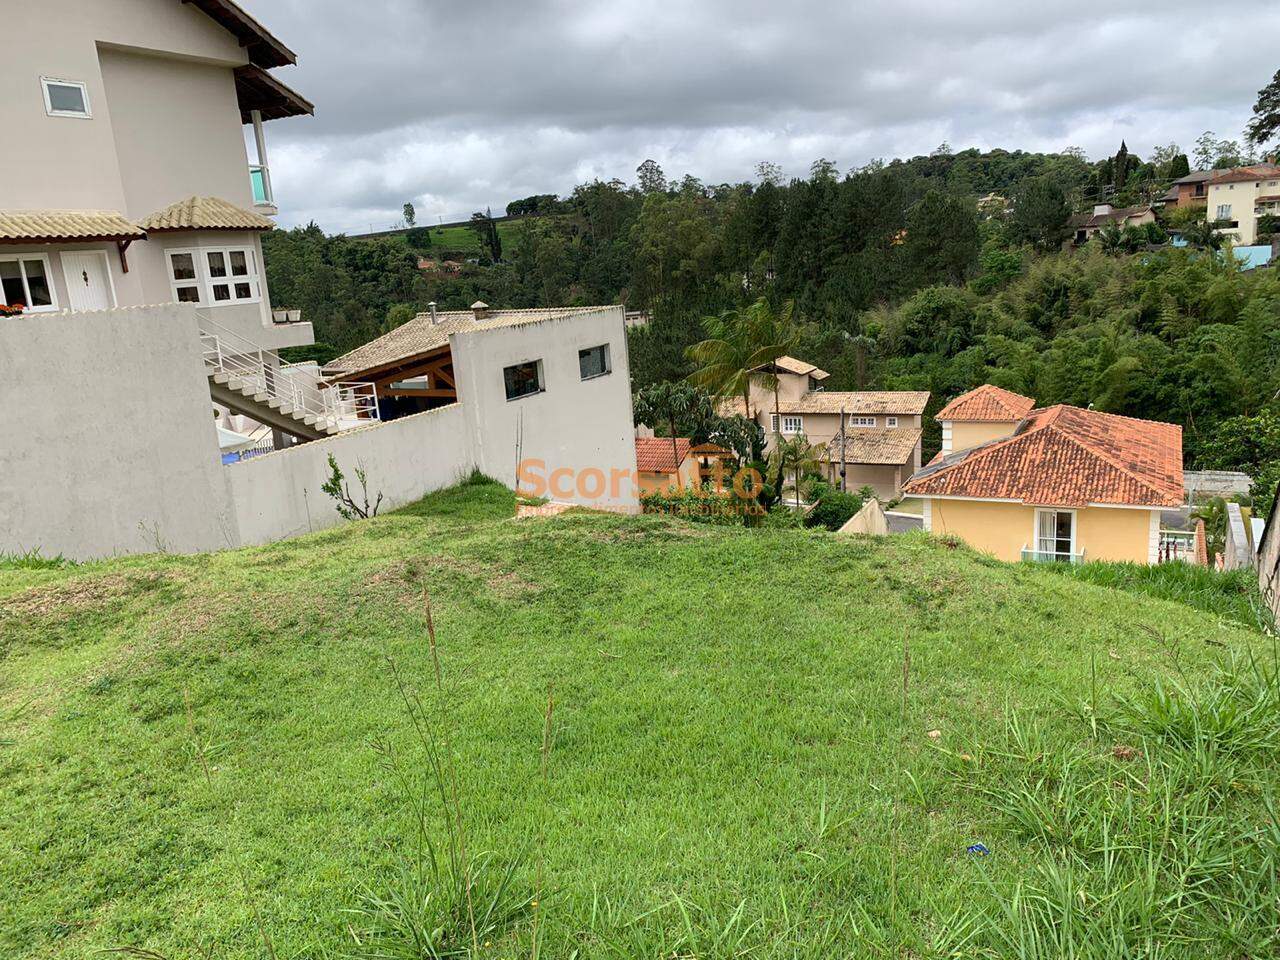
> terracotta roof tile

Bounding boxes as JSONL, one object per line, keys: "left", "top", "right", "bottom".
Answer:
{"left": 903, "top": 405, "right": 1183, "bottom": 508}
{"left": 0, "top": 209, "right": 145, "bottom": 243}
{"left": 635, "top": 437, "right": 692, "bottom": 473}
{"left": 140, "top": 196, "right": 275, "bottom": 232}
{"left": 936, "top": 384, "right": 1035, "bottom": 422}
{"left": 760, "top": 355, "right": 830, "bottom": 379}
{"left": 1208, "top": 164, "right": 1280, "bottom": 185}
{"left": 824, "top": 427, "right": 922, "bottom": 465}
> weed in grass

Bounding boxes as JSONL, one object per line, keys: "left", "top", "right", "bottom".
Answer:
{"left": 0, "top": 547, "right": 72, "bottom": 570}
{"left": 343, "top": 592, "right": 533, "bottom": 959}
{"left": 960, "top": 653, "right": 1280, "bottom": 958}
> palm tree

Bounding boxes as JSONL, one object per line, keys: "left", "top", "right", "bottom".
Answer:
{"left": 686, "top": 297, "right": 798, "bottom": 432}
{"left": 769, "top": 434, "right": 826, "bottom": 507}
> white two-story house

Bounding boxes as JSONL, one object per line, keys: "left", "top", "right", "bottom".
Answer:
{"left": 1, "top": 0, "right": 313, "bottom": 355}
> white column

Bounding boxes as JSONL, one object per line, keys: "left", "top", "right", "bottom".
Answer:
{"left": 251, "top": 109, "right": 273, "bottom": 204}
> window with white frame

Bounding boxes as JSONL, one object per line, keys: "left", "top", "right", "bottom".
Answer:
{"left": 782, "top": 415, "right": 803, "bottom": 434}
{"left": 42, "top": 78, "right": 91, "bottom": 118}
{"left": 0, "top": 254, "right": 57, "bottom": 313}
{"left": 769, "top": 413, "right": 780, "bottom": 433}
{"left": 166, "top": 247, "right": 260, "bottom": 306}
{"left": 885, "top": 416, "right": 898, "bottom": 428}
{"left": 1216, "top": 203, "right": 1232, "bottom": 221}
{"left": 849, "top": 415, "right": 877, "bottom": 428}
{"left": 1034, "top": 509, "right": 1076, "bottom": 561}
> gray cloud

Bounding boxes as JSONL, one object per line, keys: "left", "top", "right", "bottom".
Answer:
{"left": 248, "top": 0, "right": 1280, "bottom": 233}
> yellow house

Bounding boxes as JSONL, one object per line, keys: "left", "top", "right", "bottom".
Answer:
{"left": 903, "top": 385, "right": 1185, "bottom": 564}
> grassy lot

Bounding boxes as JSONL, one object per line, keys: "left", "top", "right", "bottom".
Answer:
{"left": 401, "top": 221, "right": 528, "bottom": 257}
{"left": 2, "top": 478, "right": 1277, "bottom": 958}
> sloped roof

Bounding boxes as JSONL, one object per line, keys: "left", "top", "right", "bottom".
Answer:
{"left": 825, "top": 427, "right": 922, "bottom": 465}
{"left": 325, "top": 306, "right": 619, "bottom": 378}
{"left": 635, "top": 437, "right": 692, "bottom": 473}
{"left": 186, "top": 0, "right": 297, "bottom": 68}
{"left": 759, "top": 355, "right": 830, "bottom": 379}
{"left": 0, "top": 210, "right": 146, "bottom": 243}
{"left": 936, "top": 384, "right": 1036, "bottom": 422}
{"left": 1173, "top": 170, "right": 1214, "bottom": 185}
{"left": 722, "top": 390, "right": 930, "bottom": 417}
{"left": 140, "top": 196, "right": 275, "bottom": 232}
{"left": 1069, "top": 205, "right": 1154, "bottom": 229}
{"left": 903, "top": 405, "right": 1183, "bottom": 508}
{"left": 1208, "top": 164, "right": 1280, "bottom": 185}
{"left": 233, "top": 64, "right": 313, "bottom": 122}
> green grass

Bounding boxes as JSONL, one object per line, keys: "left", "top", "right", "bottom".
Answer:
{"left": 1039, "top": 560, "right": 1266, "bottom": 631}
{"left": 1, "top": 477, "right": 1276, "bottom": 958}
{"left": 405, "top": 221, "right": 528, "bottom": 257}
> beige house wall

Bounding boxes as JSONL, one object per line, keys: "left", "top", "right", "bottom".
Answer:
{"left": 2, "top": 0, "right": 246, "bottom": 213}
{"left": 926, "top": 498, "right": 1156, "bottom": 564}
{"left": 638, "top": 458, "right": 700, "bottom": 496}
{"left": 1207, "top": 175, "right": 1280, "bottom": 246}
{"left": 945, "top": 419, "right": 1020, "bottom": 454}
{"left": 826, "top": 462, "right": 903, "bottom": 502}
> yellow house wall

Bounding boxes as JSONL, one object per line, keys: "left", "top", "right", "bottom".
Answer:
{"left": 928, "top": 498, "right": 1154, "bottom": 563}
{"left": 947, "top": 420, "right": 1019, "bottom": 452}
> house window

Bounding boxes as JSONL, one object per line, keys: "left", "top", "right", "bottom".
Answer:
{"left": 503, "top": 359, "right": 544, "bottom": 400}
{"left": 42, "top": 78, "right": 91, "bottom": 118}
{"left": 0, "top": 254, "right": 57, "bottom": 313}
{"left": 886, "top": 416, "right": 898, "bottom": 428}
{"left": 1216, "top": 204, "right": 1232, "bottom": 221}
{"left": 578, "top": 343, "right": 611, "bottom": 380}
{"left": 1034, "top": 509, "right": 1076, "bottom": 561}
{"left": 166, "top": 247, "right": 260, "bottom": 306}
{"left": 769, "top": 413, "right": 780, "bottom": 433}
{"left": 782, "top": 415, "right": 803, "bottom": 434}
{"left": 849, "top": 416, "right": 877, "bottom": 428}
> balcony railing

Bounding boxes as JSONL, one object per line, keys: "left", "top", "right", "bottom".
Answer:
{"left": 1021, "top": 546, "right": 1086, "bottom": 564}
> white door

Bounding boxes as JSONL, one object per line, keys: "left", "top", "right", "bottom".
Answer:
{"left": 61, "top": 251, "right": 116, "bottom": 311}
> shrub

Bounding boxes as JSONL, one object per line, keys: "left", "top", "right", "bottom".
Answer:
{"left": 804, "top": 486, "right": 865, "bottom": 530}
{"left": 640, "top": 484, "right": 757, "bottom": 525}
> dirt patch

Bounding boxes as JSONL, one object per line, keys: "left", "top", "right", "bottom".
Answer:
{"left": 0, "top": 572, "right": 174, "bottom": 618}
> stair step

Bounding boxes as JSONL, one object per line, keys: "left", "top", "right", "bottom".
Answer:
{"left": 211, "top": 371, "right": 230, "bottom": 385}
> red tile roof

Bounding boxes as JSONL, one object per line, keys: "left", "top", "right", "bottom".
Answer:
{"left": 904, "top": 405, "right": 1183, "bottom": 508}
{"left": 936, "top": 384, "right": 1036, "bottom": 422}
{"left": 1209, "top": 164, "right": 1280, "bottom": 185}
{"left": 635, "top": 437, "right": 692, "bottom": 473}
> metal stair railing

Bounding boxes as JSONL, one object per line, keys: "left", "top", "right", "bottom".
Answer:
{"left": 197, "top": 310, "right": 380, "bottom": 432}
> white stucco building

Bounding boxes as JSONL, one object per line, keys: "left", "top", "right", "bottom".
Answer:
{"left": 1, "top": 0, "right": 313, "bottom": 352}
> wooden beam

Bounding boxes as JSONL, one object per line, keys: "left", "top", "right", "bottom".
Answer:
{"left": 381, "top": 387, "right": 457, "bottom": 399}
{"left": 116, "top": 239, "right": 132, "bottom": 274}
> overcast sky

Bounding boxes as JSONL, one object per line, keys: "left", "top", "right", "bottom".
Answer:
{"left": 249, "top": 0, "right": 1279, "bottom": 235}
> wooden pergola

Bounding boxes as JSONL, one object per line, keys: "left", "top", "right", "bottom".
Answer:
{"left": 328, "top": 344, "right": 459, "bottom": 411}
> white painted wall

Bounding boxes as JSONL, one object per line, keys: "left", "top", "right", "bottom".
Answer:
{"left": 453, "top": 306, "right": 640, "bottom": 510}
{"left": 0, "top": 304, "right": 236, "bottom": 558}
{"left": 227, "top": 405, "right": 474, "bottom": 546}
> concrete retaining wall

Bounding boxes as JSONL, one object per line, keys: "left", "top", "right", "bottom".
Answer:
{"left": 0, "top": 304, "right": 236, "bottom": 558}
{"left": 227, "top": 404, "right": 473, "bottom": 545}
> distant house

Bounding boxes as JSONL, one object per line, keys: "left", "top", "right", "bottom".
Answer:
{"left": 1205, "top": 163, "right": 1280, "bottom": 245}
{"left": 1068, "top": 203, "right": 1156, "bottom": 245}
{"left": 719, "top": 355, "right": 929, "bottom": 500}
{"left": 903, "top": 385, "right": 1185, "bottom": 564}
{"left": 1158, "top": 170, "right": 1213, "bottom": 210}
{"left": 635, "top": 436, "right": 698, "bottom": 494}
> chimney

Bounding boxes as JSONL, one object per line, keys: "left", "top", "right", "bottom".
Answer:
{"left": 470, "top": 300, "right": 490, "bottom": 321}
{"left": 428, "top": 301, "right": 438, "bottom": 324}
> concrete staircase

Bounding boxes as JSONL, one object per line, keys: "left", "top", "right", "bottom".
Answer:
{"left": 198, "top": 312, "right": 378, "bottom": 443}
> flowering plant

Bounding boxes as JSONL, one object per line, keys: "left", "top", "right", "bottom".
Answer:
{"left": 0, "top": 302, "right": 24, "bottom": 317}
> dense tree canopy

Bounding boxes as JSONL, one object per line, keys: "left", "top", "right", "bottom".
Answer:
{"left": 264, "top": 145, "right": 1280, "bottom": 500}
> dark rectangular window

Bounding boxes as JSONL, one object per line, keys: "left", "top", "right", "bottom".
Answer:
{"left": 503, "top": 359, "right": 544, "bottom": 400}
{"left": 578, "top": 343, "right": 611, "bottom": 380}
